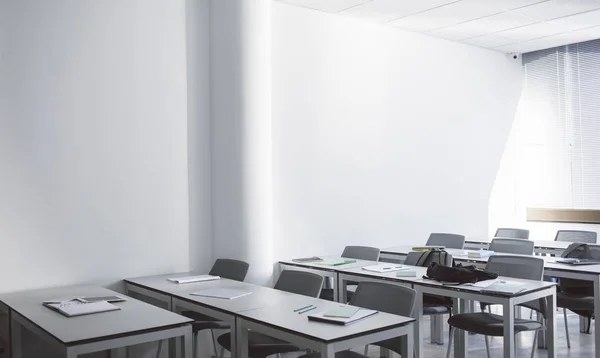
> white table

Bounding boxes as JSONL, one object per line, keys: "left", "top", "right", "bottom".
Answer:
{"left": 337, "top": 265, "right": 557, "bottom": 358}
{"left": 0, "top": 285, "right": 193, "bottom": 358}
{"left": 278, "top": 257, "right": 379, "bottom": 302}
{"left": 236, "top": 296, "right": 414, "bottom": 358}
{"left": 462, "top": 239, "right": 571, "bottom": 255}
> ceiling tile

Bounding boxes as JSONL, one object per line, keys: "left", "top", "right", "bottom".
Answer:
{"left": 514, "top": 0, "right": 600, "bottom": 21}
{"left": 496, "top": 25, "right": 600, "bottom": 52}
{"left": 428, "top": 11, "right": 537, "bottom": 40}
{"left": 461, "top": 34, "right": 518, "bottom": 47}
{"left": 276, "top": 0, "right": 371, "bottom": 13}
{"left": 548, "top": 8, "right": 600, "bottom": 30}
{"left": 340, "top": 0, "right": 459, "bottom": 23}
{"left": 496, "top": 21, "right": 568, "bottom": 40}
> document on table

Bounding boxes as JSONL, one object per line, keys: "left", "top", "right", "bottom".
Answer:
{"left": 362, "top": 264, "right": 408, "bottom": 273}
{"left": 190, "top": 288, "right": 252, "bottom": 299}
{"left": 167, "top": 275, "right": 220, "bottom": 284}
{"left": 308, "top": 308, "right": 378, "bottom": 325}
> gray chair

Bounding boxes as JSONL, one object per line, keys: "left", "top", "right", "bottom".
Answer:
{"left": 446, "top": 255, "right": 546, "bottom": 358}
{"left": 489, "top": 238, "right": 534, "bottom": 255}
{"left": 320, "top": 246, "right": 380, "bottom": 301}
{"left": 426, "top": 233, "right": 465, "bottom": 249}
{"left": 557, "top": 243, "right": 600, "bottom": 347}
{"left": 158, "top": 259, "right": 250, "bottom": 358}
{"left": 555, "top": 230, "right": 597, "bottom": 244}
{"left": 297, "top": 282, "right": 416, "bottom": 358}
{"left": 495, "top": 228, "right": 530, "bottom": 240}
{"left": 217, "top": 270, "right": 324, "bottom": 358}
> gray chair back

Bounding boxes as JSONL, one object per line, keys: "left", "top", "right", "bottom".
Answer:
{"left": 489, "top": 238, "right": 534, "bottom": 255}
{"left": 209, "top": 259, "right": 249, "bottom": 282}
{"left": 341, "top": 246, "right": 380, "bottom": 261}
{"left": 403, "top": 251, "right": 422, "bottom": 266}
{"left": 494, "top": 228, "right": 530, "bottom": 240}
{"left": 275, "top": 270, "right": 324, "bottom": 297}
{"left": 555, "top": 230, "right": 597, "bottom": 244}
{"left": 426, "top": 233, "right": 465, "bottom": 249}
{"left": 350, "top": 282, "right": 416, "bottom": 317}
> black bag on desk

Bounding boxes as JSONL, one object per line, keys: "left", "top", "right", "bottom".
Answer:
{"left": 414, "top": 248, "right": 454, "bottom": 267}
{"left": 425, "top": 262, "right": 498, "bottom": 284}
{"left": 560, "top": 243, "right": 596, "bottom": 296}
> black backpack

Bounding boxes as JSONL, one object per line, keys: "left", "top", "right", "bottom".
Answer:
{"left": 425, "top": 262, "right": 498, "bottom": 284}
{"left": 560, "top": 243, "right": 595, "bottom": 296}
{"left": 414, "top": 248, "right": 454, "bottom": 268}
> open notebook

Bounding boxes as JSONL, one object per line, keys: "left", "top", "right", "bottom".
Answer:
{"left": 190, "top": 288, "right": 252, "bottom": 299}
{"left": 167, "top": 275, "right": 220, "bottom": 284}
{"left": 43, "top": 299, "right": 120, "bottom": 317}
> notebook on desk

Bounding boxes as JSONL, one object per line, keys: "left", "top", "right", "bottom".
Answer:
{"left": 308, "top": 308, "right": 377, "bottom": 325}
{"left": 316, "top": 259, "right": 357, "bottom": 266}
{"left": 43, "top": 299, "right": 120, "bottom": 317}
{"left": 190, "top": 288, "right": 252, "bottom": 300}
{"left": 480, "top": 281, "right": 526, "bottom": 295}
{"left": 167, "top": 275, "right": 220, "bottom": 284}
{"left": 362, "top": 264, "right": 407, "bottom": 273}
{"left": 555, "top": 258, "right": 600, "bottom": 265}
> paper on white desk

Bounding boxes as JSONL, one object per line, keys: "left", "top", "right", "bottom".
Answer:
{"left": 167, "top": 275, "right": 220, "bottom": 284}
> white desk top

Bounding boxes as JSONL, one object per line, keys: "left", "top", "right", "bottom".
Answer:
{"left": 237, "top": 297, "right": 414, "bottom": 343}
{"left": 125, "top": 272, "right": 308, "bottom": 313}
{"left": 465, "top": 238, "right": 571, "bottom": 250}
{"left": 0, "top": 285, "right": 192, "bottom": 345}
{"left": 279, "top": 257, "right": 380, "bottom": 271}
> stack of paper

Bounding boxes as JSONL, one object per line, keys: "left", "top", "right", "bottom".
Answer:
{"left": 167, "top": 275, "right": 220, "bottom": 284}
{"left": 467, "top": 250, "right": 495, "bottom": 258}
{"left": 480, "top": 280, "right": 526, "bottom": 295}
{"left": 190, "top": 288, "right": 252, "bottom": 300}
{"left": 43, "top": 299, "right": 120, "bottom": 317}
{"left": 362, "top": 264, "right": 407, "bottom": 273}
{"left": 316, "top": 259, "right": 357, "bottom": 266}
{"left": 308, "top": 307, "right": 378, "bottom": 325}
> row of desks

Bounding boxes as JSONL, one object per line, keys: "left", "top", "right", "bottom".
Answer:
{"left": 461, "top": 238, "right": 572, "bottom": 255}
{"left": 279, "top": 257, "right": 559, "bottom": 358}
{"left": 0, "top": 274, "right": 414, "bottom": 358}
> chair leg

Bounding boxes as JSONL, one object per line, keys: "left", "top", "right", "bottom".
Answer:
{"left": 445, "top": 327, "right": 454, "bottom": 358}
{"left": 531, "top": 330, "right": 539, "bottom": 358}
{"left": 193, "top": 334, "right": 198, "bottom": 358}
{"left": 561, "top": 308, "right": 571, "bottom": 349}
{"left": 587, "top": 317, "right": 592, "bottom": 334}
{"left": 156, "top": 340, "right": 162, "bottom": 358}
{"left": 210, "top": 330, "right": 219, "bottom": 357}
{"left": 484, "top": 336, "right": 491, "bottom": 358}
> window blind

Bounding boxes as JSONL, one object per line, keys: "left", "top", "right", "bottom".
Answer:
{"left": 520, "top": 39, "right": 600, "bottom": 210}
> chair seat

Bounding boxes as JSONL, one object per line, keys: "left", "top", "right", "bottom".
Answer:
{"left": 448, "top": 312, "right": 542, "bottom": 336}
{"left": 557, "top": 292, "right": 594, "bottom": 311}
{"left": 424, "top": 305, "right": 451, "bottom": 315}
{"left": 298, "top": 350, "right": 367, "bottom": 358}
{"left": 217, "top": 331, "right": 300, "bottom": 358}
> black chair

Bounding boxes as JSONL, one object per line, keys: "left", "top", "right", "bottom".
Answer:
{"left": 495, "top": 228, "right": 530, "bottom": 240}
{"left": 489, "top": 238, "right": 534, "bottom": 255}
{"left": 157, "top": 259, "right": 250, "bottom": 358}
{"left": 320, "top": 246, "right": 380, "bottom": 302}
{"left": 217, "top": 270, "right": 324, "bottom": 358}
{"left": 557, "top": 243, "right": 600, "bottom": 348}
{"left": 446, "top": 255, "right": 546, "bottom": 358}
{"left": 296, "top": 281, "right": 416, "bottom": 358}
{"left": 555, "top": 230, "right": 597, "bottom": 243}
{"left": 426, "top": 233, "right": 466, "bottom": 249}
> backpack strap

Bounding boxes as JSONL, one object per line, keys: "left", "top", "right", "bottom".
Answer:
{"left": 415, "top": 251, "right": 430, "bottom": 267}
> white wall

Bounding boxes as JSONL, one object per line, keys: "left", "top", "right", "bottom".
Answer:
{"left": 0, "top": 0, "right": 193, "bottom": 293}
{"left": 271, "top": 3, "right": 524, "bottom": 259}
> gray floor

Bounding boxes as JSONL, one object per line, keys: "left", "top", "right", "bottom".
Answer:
{"left": 362, "top": 310, "right": 594, "bottom": 358}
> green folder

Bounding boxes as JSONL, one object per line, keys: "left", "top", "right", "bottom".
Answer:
{"left": 316, "top": 259, "right": 357, "bottom": 266}
{"left": 323, "top": 306, "right": 360, "bottom": 318}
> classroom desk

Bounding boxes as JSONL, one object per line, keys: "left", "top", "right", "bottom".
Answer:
{"left": 337, "top": 265, "right": 557, "bottom": 358}
{"left": 236, "top": 296, "right": 414, "bottom": 358}
{"left": 0, "top": 285, "right": 193, "bottom": 358}
{"left": 462, "top": 239, "right": 571, "bottom": 256}
{"left": 380, "top": 246, "right": 600, "bottom": 357}
{"left": 125, "top": 272, "right": 413, "bottom": 358}
{"left": 278, "top": 257, "right": 379, "bottom": 302}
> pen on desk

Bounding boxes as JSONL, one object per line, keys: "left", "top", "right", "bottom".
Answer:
{"left": 298, "top": 306, "right": 317, "bottom": 314}
{"left": 294, "top": 304, "right": 313, "bottom": 312}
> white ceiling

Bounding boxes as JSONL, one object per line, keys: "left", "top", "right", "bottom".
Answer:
{"left": 276, "top": 0, "right": 600, "bottom": 53}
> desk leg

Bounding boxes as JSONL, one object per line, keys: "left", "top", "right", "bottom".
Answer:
{"left": 503, "top": 299, "right": 515, "bottom": 358}
{"left": 10, "top": 313, "right": 22, "bottom": 358}
{"left": 454, "top": 299, "right": 467, "bottom": 358}
{"left": 320, "top": 344, "right": 335, "bottom": 358}
{"left": 399, "top": 324, "right": 414, "bottom": 358}
{"left": 181, "top": 327, "right": 193, "bottom": 358}
{"left": 579, "top": 316, "right": 590, "bottom": 333}
{"left": 236, "top": 317, "right": 248, "bottom": 358}
{"left": 413, "top": 287, "right": 423, "bottom": 358}
{"left": 545, "top": 290, "right": 556, "bottom": 358}
{"left": 430, "top": 314, "right": 444, "bottom": 345}
{"left": 334, "top": 274, "right": 340, "bottom": 303}
{"left": 66, "top": 347, "right": 77, "bottom": 358}
{"left": 595, "top": 277, "right": 600, "bottom": 358}
{"left": 337, "top": 274, "right": 347, "bottom": 303}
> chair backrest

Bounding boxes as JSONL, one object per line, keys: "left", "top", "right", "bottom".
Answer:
{"left": 350, "top": 281, "right": 416, "bottom": 317}
{"left": 426, "top": 233, "right": 465, "bottom": 249}
{"left": 555, "top": 230, "right": 597, "bottom": 244}
{"left": 494, "top": 228, "right": 530, "bottom": 240}
{"left": 209, "top": 259, "right": 250, "bottom": 281}
{"left": 341, "top": 246, "right": 380, "bottom": 261}
{"left": 489, "top": 238, "right": 534, "bottom": 255}
{"left": 485, "top": 255, "right": 544, "bottom": 280}
{"left": 274, "top": 270, "right": 324, "bottom": 297}
{"left": 403, "top": 251, "right": 423, "bottom": 266}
